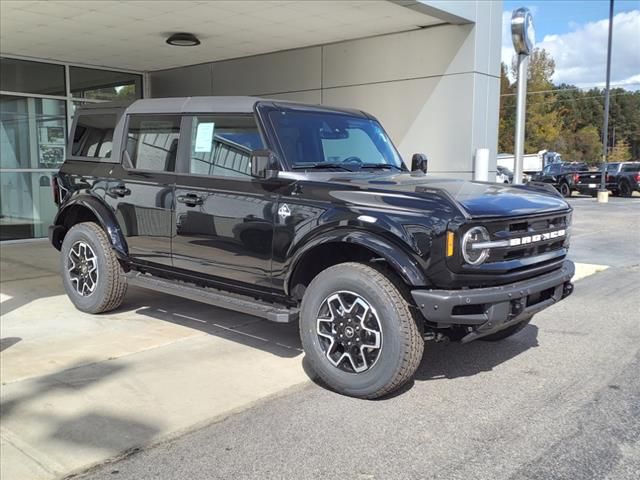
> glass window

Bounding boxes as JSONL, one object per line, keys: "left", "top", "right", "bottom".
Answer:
{"left": 70, "top": 66, "right": 142, "bottom": 101}
{"left": 72, "top": 113, "right": 118, "bottom": 160}
{"left": 0, "top": 57, "right": 66, "bottom": 96}
{"left": 0, "top": 171, "right": 58, "bottom": 240}
{"left": 1, "top": 95, "right": 67, "bottom": 169}
{"left": 621, "top": 163, "right": 639, "bottom": 172}
{"left": 268, "top": 110, "right": 403, "bottom": 170}
{"left": 188, "top": 115, "right": 262, "bottom": 177}
{"left": 126, "top": 115, "right": 180, "bottom": 172}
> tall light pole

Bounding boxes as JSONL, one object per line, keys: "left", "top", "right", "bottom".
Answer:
{"left": 598, "top": 0, "right": 614, "bottom": 203}
{"left": 511, "top": 8, "right": 535, "bottom": 185}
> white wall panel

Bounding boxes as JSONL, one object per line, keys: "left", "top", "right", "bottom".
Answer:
{"left": 150, "top": 63, "right": 212, "bottom": 97}
{"left": 324, "top": 74, "right": 475, "bottom": 174}
{"left": 322, "top": 25, "right": 474, "bottom": 88}
{"left": 211, "top": 48, "right": 322, "bottom": 96}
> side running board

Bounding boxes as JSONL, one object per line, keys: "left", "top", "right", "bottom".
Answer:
{"left": 125, "top": 272, "right": 298, "bottom": 323}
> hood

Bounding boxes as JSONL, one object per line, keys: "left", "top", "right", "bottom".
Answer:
{"left": 288, "top": 172, "right": 570, "bottom": 218}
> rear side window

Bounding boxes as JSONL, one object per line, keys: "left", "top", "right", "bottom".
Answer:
{"left": 622, "top": 163, "right": 639, "bottom": 172}
{"left": 72, "top": 113, "right": 117, "bottom": 160}
{"left": 126, "top": 115, "right": 181, "bottom": 172}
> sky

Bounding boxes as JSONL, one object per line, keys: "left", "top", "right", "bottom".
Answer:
{"left": 502, "top": 0, "right": 640, "bottom": 89}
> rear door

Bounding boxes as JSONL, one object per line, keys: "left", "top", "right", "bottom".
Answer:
{"left": 172, "top": 114, "right": 276, "bottom": 292}
{"left": 103, "top": 114, "right": 181, "bottom": 269}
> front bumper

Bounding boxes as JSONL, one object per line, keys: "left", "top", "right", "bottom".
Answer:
{"left": 412, "top": 260, "right": 575, "bottom": 342}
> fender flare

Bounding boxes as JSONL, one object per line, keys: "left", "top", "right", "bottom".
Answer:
{"left": 53, "top": 194, "right": 128, "bottom": 257}
{"left": 285, "top": 228, "right": 428, "bottom": 295}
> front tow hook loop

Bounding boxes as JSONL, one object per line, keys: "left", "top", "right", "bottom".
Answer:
{"left": 563, "top": 282, "right": 574, "bottom": 298}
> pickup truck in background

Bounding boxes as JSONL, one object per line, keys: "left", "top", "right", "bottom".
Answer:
{"left": 530, "top": 161, "right": 589, "bottom": 197}
{"left": 609, "top": 162, "right": 640, "bottom": 197}
{"left": 575, "top": 162, "right": 640, "bottom": 197}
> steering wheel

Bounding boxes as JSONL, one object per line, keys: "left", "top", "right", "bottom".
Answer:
{"left": 342, "top": 156, "right": 363, "bottom": 164}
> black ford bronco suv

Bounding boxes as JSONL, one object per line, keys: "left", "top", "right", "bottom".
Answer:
{"left": 50, "top": 97, "right": 575, "bottom": 399}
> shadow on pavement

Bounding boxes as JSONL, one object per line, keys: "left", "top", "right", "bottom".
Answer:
{"left": 118, "top": 287, "right": 302, "bottom": 359}
{"left": 1, "top": 360, "right": 126, "bottom": 419}
{"left": 301, "top": 325, "right": 539, "bottom": 399}
{"left": 2, "top": 360, "right": 160, "bottom": 454}
{"left": 414, "top": 324, "right": 539, "bottom": 381}
{"left": 0, "top": 337, "right": 21, "bottom": 352}
{"left": 50, "top": 412, "right": 160, "bottom": 452}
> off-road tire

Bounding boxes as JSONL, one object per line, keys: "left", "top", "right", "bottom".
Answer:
{"left": 60, "top": 222, "right": 127, "bottom": 313}
{"left": 479, "top": 316, "right": 532, "bottom": 341}
{"left": 619, "top": 181, "right": 632, "bottom": 198}
{"left": 559, "top": 182, "right": 571, "bottom": 198}
{"left": 300, "top": 262, "right": 424, "bottom": 399}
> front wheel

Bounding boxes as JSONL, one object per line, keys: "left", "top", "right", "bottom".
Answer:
{"left": 300, "top": 263, "right": 424, "bottom": 399}
{"left": 60, "top": 222, "right": 128, "bottom": 314}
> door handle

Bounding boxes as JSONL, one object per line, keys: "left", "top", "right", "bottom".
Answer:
{"left": 108, "top": 185, "right": 131, "bottom": 197}
{"left": 177, "top": 193, "right": 204, "bottom": 207}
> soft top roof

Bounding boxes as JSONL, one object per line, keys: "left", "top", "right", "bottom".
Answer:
{"left": 76, "top": 96, "right": 371, "bottom": 118}
{"left": 126, "top": 96, "right": 265, "bottom": 114}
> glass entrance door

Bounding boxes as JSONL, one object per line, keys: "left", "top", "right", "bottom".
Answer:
{"left": 0, "top": 57, "right": 143, "bottom": 241}
{"left": 0, "top": 95, "right": 66, "bottom": 240}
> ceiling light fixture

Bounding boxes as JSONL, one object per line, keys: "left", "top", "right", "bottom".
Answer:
{"left": 166, "top": 33, "right": 200, "bottom": 47}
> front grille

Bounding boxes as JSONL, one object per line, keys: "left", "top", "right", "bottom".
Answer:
{"left": 484, "top": 213, "right": 570, "bottom": 263}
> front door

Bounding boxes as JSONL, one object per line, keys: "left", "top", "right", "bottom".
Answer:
{"left": 172, "top": 114, "right": 276, "bottom": 292}
{"left": 104, "top": 114, "right": 181, "bottom": 269}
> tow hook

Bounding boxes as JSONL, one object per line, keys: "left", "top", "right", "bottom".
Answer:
{"left": 424, "top": 332, "right": 449, "bottom": 343}
{"left": 563, "top": 282, "right": 574, "bottom": 298}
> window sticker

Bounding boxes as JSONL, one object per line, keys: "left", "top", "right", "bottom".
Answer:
{"left": 195, "top": 122, "right": 215, "bottom": 152}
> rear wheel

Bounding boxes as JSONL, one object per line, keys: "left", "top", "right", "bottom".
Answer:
{"left": 60, "top": 222, "right": 127, "bottom": 314}
{"left": 300, "top": 263, "right": 424, "bottom": 399}
{"left": 559, "top": 182, "right": 571, "bottom": 198}
{"left": 619, "top": 181, "right": 632, "bottom": 198}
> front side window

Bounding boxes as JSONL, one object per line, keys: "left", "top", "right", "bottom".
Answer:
{"left": 268, "top": 110, "right": 404, "bottom": 171}
{"left": 126, "top": 115, "right": 180, "bottom": 172}
{"left": 187, "top": 115, "right": 263, "bottom": 178}
{"left": 72, "top": 113, "right": 117, "bottom": 160}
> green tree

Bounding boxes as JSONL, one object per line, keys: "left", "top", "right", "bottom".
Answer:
{"left": 608, "top": 139, "right": 632, "bottom": 161}
{"left": 569, "top": 125, "right": 602, "bottom": 165}
{"left": 498, "top": 62, "right": 515, "bottom": 153}
{"left": 520, "top": 49, "right": 562, "bottom": 153}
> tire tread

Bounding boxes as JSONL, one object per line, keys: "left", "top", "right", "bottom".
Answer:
{"left": 303, "top": 262, "right": 423, "bottom": 399}
{"left": 65, "top": 222, "right": 127, "bottom": 313}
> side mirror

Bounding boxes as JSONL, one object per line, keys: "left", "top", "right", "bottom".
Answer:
{"left": 411, "top": 153, "right": 428, "bottom": 173}
{"left": 250, "top": 149, "right": 279, "bottom": 179}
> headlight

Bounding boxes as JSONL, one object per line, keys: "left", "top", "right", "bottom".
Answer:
{"left": 461, "top": 226, "right": 490, "bottom": 265}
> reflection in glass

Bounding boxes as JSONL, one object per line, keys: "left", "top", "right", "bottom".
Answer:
{"left": 0, "top": 57, "right": 66, "bottom": 96}
{"left": 70, "top": 66, "right": 142, "bottom": 101}
{"left": 0, "top": 95, "right": 67, "bottom": 169}
{"left": 0, "top": 171, "right": 57, "bottom": 240}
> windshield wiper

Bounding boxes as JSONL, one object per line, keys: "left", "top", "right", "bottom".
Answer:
{"left": 292, "top": 163, "right": 354, "bottom": 172}
{"left": 359, "top": 163, "right": 404, "bottom": 171}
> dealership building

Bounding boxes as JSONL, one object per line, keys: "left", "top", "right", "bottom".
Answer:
{"left": 0, "top": 0, "right": 502, "bottom": 241}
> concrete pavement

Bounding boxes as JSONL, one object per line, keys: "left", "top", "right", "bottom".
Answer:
{"left": 0, "top": 241, "right": 306, "bottom": 480}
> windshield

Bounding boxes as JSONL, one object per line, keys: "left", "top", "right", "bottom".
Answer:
{"left": 268, "top": 110, "right": 405, "bottom": 170}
